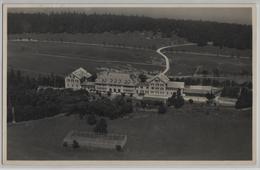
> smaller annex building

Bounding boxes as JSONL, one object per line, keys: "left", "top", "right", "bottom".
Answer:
{"left": 65, "top": 67, "right": 92, "bottom": 90}
{"left": 183, "top": 85, "right": 222, "bottom": 102}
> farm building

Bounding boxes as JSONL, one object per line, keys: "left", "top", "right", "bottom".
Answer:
{"left": 65, "top": 67, "right": 92, "bottom": 90}
{"left": 62, "top": 131, "right": 127, "bottom": 150}
{"left": 183, "top": 85, "right": 222, "bottom": 102}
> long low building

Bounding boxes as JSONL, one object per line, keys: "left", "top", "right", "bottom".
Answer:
{"left": 183, "top": 85, "right": 222, "bottom": 102}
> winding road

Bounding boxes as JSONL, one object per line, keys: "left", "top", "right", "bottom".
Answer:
{"left": 156, "top": 43, "right": 196, "bottom": 74}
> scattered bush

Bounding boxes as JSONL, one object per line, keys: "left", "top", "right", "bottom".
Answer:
{"left": 158, "top": 104, "right": 167, "bottom": 114}
{"left": 174, "top": 96, "right": 185, "bottom": 109}
{"left": 63, "top": 141, "right": 68, "bottom": 147}
{"left": 235, "top": 87, "right": 252, "bottom": 109}
{"left": 72, "top": 140, "right": 80, "bottom": 149}
{"left": 116, "top": 145, "right": 122, "bottom": 152}
{"left": 94, "top": 118, "right": 108, "bottom": 134}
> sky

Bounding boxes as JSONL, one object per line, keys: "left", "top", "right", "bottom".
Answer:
{"left": 8, "top": 7, "right": 252, "bottom": 25}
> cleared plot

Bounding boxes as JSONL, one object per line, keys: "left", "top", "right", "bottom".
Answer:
{"left": 7, "top": 104, "right": 252, "bottom": 160}
{"left": 8, "top": 41, "right": 164, "bottom": 75}
{"left": 165, "top": 52, "right": 252, "bottom": 76}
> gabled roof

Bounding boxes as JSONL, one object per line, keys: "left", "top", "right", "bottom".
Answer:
{"left": 68, "top": 67, "right": 92, "bottom": 80}
{"left": 184, "top": 85, "right": 214, "bottom": 94}
{"left": 95, "top": 72, "right": 138, "bottom": 86}
{"left": 167, "top": 81, "right": 185, "bottom": 89}
{"left": 81, "top": 81, "right": 95, "bottom": 86}
{"left": 147, "top": 73, "right": 169, "bottom": 83}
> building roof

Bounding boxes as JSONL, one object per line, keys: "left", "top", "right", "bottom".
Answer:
{"left": 147, "top": 73, "right": 169, "bottom": 83}
{"left": 81, "top": 81, "right": 95, "bottom": 86}
{"left": 143, "top": 95, "right": 169, "bottom": 101}
{"left": 184, "top": 85, "right": 213, "bottom": 94}
{"left": 188, "top": 85, "right": 213, "bottom": 91}
{"left": 70, "top": 67, "right": 92, "bottom": 80}
{"left": 136, "top": 81, "right": 149, "bottom": 87}
{"left": 95, "top": 72, "right": 138, "bottom": 86}
{"left": 167, "top": 81, "right": 185, "bottom": 89}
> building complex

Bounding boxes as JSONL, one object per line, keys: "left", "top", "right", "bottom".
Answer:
{"left": 65, "top": 67, "right": 220, "bottom": 102}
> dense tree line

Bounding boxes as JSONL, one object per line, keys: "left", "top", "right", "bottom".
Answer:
{"left": 7, "top": 69, "right": 133, "bottom": 122}
{"left": 8, "top": 13, "right": 251, "bottom": 49}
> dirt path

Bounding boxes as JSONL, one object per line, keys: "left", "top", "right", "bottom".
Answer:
{"left": 156, "top": 43, "right": 196, "bottom": 74}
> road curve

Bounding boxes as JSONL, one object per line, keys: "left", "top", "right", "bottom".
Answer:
{"left": 156, "top": 43, "right": 196, "bottom": 75}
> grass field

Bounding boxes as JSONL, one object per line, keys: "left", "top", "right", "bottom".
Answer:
{"left": 9, "top": 32, "right": 187, "bottom": 50}
{"left": 8, "top": 41, "right": 164, "bottom": 76}
{"left": 7, "top": 104, "right": 252, "bottom": 160}
{"left": 165, "top": 52, "right": 252, "bottom": 77}
{"left": 167, "top": 44, "right": 252, "bottom": 58}
{"left": 8, "top": 33, "right": 252, "bottom": 82}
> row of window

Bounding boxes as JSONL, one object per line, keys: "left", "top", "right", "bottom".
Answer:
{"left": 151, "top": 87, "right": 165, "bottom": 90}
{"left": 66, "top": 78, "right": 80, "bottom": 83}
{"left": 150, "top": 91, "right": 165, "bottom": 95}
{"left": 66, "top": 83, "right": 80, "bottom": 88}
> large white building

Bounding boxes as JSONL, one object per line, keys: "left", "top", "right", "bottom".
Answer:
{"left": 95, "top": 72, "right": 138, "bottom": 94}
{"left": 65, "top": 67, "right": 92, "bottom": 90}
{"left": 65, "top": 68, "right": 185, "bottom": 101}
{"left": 65, "top": 68, "right": 185, "bottom": 97}
{"left": 64, "top": 68, "right": 224, "bottom": 103}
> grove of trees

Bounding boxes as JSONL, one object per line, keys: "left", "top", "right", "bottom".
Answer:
{"left": 8, "top": 13, "right": 252, "bottom": 50}
{"left": 7, "top": 69, "right": 133, "bottom": 122}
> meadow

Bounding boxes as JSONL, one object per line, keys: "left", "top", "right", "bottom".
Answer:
{"left": 8, "top": 41, "right": 164, "bottom": 76}
{"left": 7, "top": 104, "right": 252, "bottom": 160}
{"left": 166, "top": 52, "right": 252, "bottom": 76}
{"left": 8, "top": 33, "right": 252, "bottom": 83}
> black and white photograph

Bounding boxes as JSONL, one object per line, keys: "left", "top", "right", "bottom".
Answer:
{"left": 2, "top": 4, "right": 257, "bottom": 164}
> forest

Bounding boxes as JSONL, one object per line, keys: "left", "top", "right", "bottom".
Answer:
{"left": 8, "top": 13, "right": 252, "bottom": 50}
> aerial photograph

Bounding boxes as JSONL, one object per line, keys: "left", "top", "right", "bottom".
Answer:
{"left": 6, "top": 7, "right": 253, "bottom": 161}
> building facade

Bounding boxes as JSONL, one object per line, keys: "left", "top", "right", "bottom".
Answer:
{"left": 95, "top": 72, "right": 138, "bottom": 94}
{"left": 65, "top": 68, "right": 185, "bottom": 99}
{"left": 65, "top": 67, "right": 92, "bottom": 90}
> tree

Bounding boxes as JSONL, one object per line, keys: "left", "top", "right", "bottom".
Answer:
{"left": 173, "top": 96, "right": 185, "bottom": 109}
{"left": 72, "top": 140, "right": 80, "bottom": 149}
{"left": 235, "top": 87, "right": 252, "bottom": 109}
{"left": 188, "top": 99, "right": 194, "bottom": 104}
{"left": 158, "top": 103, "right": 167, "bottom": 114}
{"left": 94, "top": 118, "right": 108, "bottom": 134}
{"left": 205, "top": 91, "right": 215, "bottom": 104}
{"left": 139, "top": 74, "right": 148, "bottom": 82}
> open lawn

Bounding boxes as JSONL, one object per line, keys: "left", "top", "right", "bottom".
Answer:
{"left": 7, "top": 104, "right": 252, "bottom": 160}
{"left": 8, "top": 40, "right": 252, "bottom": 81}
{"left": 8, "top": 41, "right": 164, "bottom": 76}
